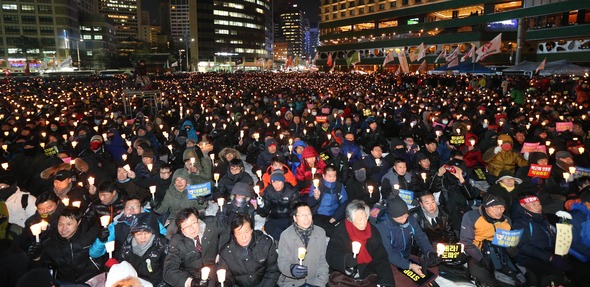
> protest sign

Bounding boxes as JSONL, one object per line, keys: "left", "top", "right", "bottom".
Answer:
{"left": 555, "top": 223, "right": 573, "bottom": 256}
{"left": 573, "top": 166, "right": 590, "bottom": 179}
{"left": 44, "top": 146, "right": 58, "bottom": 157}
{"left": 398, "top": 263, "right": 437, "bottom": 286}
{"left": 187, "top": 182, "right": 212, "bottom": 199}
{"left": 492, "top": 229, "right": 523, "bottom": 247}
{"left": 534, "top": 145, "right": 547, "bottom": 153}
{"left": 450, "top": 135, "right": 465, "bottom": 145}
{"left": 315, "top": 115, "right": 328, "bottom": 123}
{"left": 520, "top": 142, "right": 539, "bottom": 154}
{"left": 437, "top": 243, "right": 464, "bottom": 262}
{"left": 398, "top": 189, "right": 414, "bottom": 205}
{"left": 527, "top": 164, "right": 552, "bottom": 179}
{"left": 556, "top": 122, "right": 573, "bottom": 132}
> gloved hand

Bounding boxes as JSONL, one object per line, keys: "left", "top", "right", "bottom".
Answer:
{"left": 523, "top": 152, "right": 530, "bottom": 160}
{"left": 494, "top": 146, "right": 502, "bottom": 154}
{"left": 344, "top": 254, "right": 358, "bottom": 268}
{"left": 27, "top": 242, "right": 43, "bottom": 260}
{"left": 290, "top": 264, "right": 308, "bottom": 279}
{"left": 506, "top": 247, "right": 519, "bottom": 257}
{"left": 550, "top": 255, "right": 572, "bottom": 272}
{"left": 426, "top": 252, "right": 442, "bottom": 267}
{"left": 98, "top": 228, "right": 110, "bottom": 242}
{"left": 190, "top": 278, "right": 206, "bottom": 287}
{"left": 256, "top": 197, "right": 264, "bottom": 208}
{"left": 197, "top": 196, "right": 205, "bottom": 205}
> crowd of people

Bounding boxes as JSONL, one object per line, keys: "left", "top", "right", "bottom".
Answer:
{"left": 0, "top": 71, "right": 589, "bottom": 287}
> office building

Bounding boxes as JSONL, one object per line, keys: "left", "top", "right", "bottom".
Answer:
{"left": 279, "top": 5, "right": 304, "bottom": 58}
{"left": 98, "top": 0, "right": 142, "bottom": 41}
{"left": 318, "top": 0, "right": 590, "bottom": 70}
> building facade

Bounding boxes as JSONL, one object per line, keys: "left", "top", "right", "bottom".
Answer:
{"left": 279, "top": 5, "right": 304, "bottom": 58}
{"left": 318, "top": 0, "right": 590, "bottom": 70}
{"left": 98, "top": 0, "right": 141, "bottom": 41}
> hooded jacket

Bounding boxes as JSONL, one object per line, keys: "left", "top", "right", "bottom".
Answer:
{"left": 511, "top": 204, "right": 556, "bottom": 266}
{"left": 459, "top": 207, "right": 511, "bottom": 262}
{"left": 261, "top": 163, "right": 297, "bottom": 192}
{"left": 295, "top": 146, "right": 327, "bottom": 195}
{"left": 156, "top": 173, "right": 208, "bottom": 218}
{"left": 180, "top": 120, "right": 198, "bottom": 143}
{"left": 218, "top": 161, "right": 254, "bottom": 198}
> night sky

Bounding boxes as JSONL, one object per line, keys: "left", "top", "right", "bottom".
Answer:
{"left": 142, "top": 0, "right": 320, "bottom": 25}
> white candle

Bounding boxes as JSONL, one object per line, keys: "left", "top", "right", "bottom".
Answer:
{"left": 347, "top": 153, "right": 352, "bottom": 160}
{"left": 579, "top": 147, "right": 585, "bottom": 154}
{"left": 39, "top": 220, "right": 49, "bottom": 231}
{"left": 149, "top": 186, "right": 157, "bottom": 200}
{"left": 352, "top": 241, "right": 361, "bottom": 258}
{"left": 546, "top": 140, "right": 551, "bottom": 147}
{"left": 30, "top": 224, "right": 41, "bottom": 242}
{"left": 217, "top": 197, "right": 225, "bottom": 212}
{"left": 122, "top": 154, "right": 128, "bottom": 161}
{"left": 62, "top": 197, "right": 70, "bottom": 206}
{"left": 253, "top": 186, "right": 260, "bottom": 196}
{"left": 470, "top": 139, "right": 476, "bottom": 146}
{"left": 201, "top": 266, "right": 210, "bottom": 281}
{"left": 549, "top": 147, "right": 555, "bottom": 155}
{"left": 1, "top": 163, "right": 8, "bottom": 170}
{"left": 105, "top": 241, "right": 115, "bottom": 258}
{"left": 147, "top": 163, "right": 153, "bottom": 171}
{"left": 563, "top": 172, "right": 570, "bottom": 181}
{"left": 313, "top": 179, "right": 320, "bottom": 187}
{"left": 569, "top": 167, "right": 576, "bottom": 174}
{"left": 100, "top": 215, "right": 111, "bottom": 228}
{"left": 298, "top": 247, "right": 306, "bottom": 265}
{"left": 71, "top": 141, "right": 78, "bottom": 148}
{"left": 256, "top": 170, "right": 262, "bottom": 179}
{"left": 210, "top": 154, "right": 215, "bottom": 162}
{"left": 123, "top": 164, "right": 131, "bottom": 171}
{"left": 217, "top": 269, "right": 226, "bottom": 284}
{"left": 311, "top": 167, "right": 316, "bottom": 175}
{"left": 214, "top": 173, "right": 220, "bottom": 181}
{"left": 375, "top": 158, "right": 381, "bottom": 166}
{"left": 393, "top": 184, "right": 400, "bottom": 190}
{"left": 497, "top": 139, "right": 503, "bottom": 146}
{"left": 421, "top": 173, "right": 427, "bottom": 182}
{"left": 368, "top": 185, "right": 374, "bottom": 197}
{"left": 87, "top": 176, "right": 95, "bottom": 185}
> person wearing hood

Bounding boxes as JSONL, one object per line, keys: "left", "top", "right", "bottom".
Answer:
{"left": 361, "top": 118, "right": 388, "bottom": 154}
{"left": 217, "top": 158, "right": 254, "bottom": 199}
{"left": 90, "top": 197, "right": 167, "bottom": 259}
{"left": 256, "top": 170, "right": 300, "bottom": 240}
{"left": 322, "top": 142, "right": 350, "bottom": 183}
{"left": 296, "top": 146, "right": 327, "bottom": 198}
{"left": 287, "top": 140, "right": 307, "bottom": 175}
{"left": 0, "top": 174, "right": 36, "bottom": 235}
{"left": 326, "top": 200, "right": 394, "bottom": 286}
{"left": 217, "top": 214, "right": 280, "bottom": 287}
{"left": 216, "top": 147, "right": 241, "bottom": 178}
{"left": 483, "top": 134, "right": 529, "bottom": 182}
{"left": 104, "top": 128, "right": 127, "bottom": 164}
{"left": 341, "top": 131, "right": 362, "bottom": 164}
{"left": 511, "top": 193, "right": 571, "bottom": 287}
{"left": 257, "top": 138, "right": 285, "bottom": 173}
{"left": 460, "top": 133, "right": 486, "bottom": 170}
{"left": 548, "top": 151, "right": 577, "bottom": 196}
{"left": 79, "top": 134, "right": 116, "bottom": 184}
{"left": 8, "top": 139, "right": 56, "bottom": 196}
{"left": 170, "top": 149, "right": 211, "bottom": 189}
{"left": 164, "top": 208, "right": 230, "bottom": 287}
{"left": 261, "top": 156, "right": 298, "bottom": 192}
{"left": 118, "top": 212, "right": 169, "bottom": 287}
{"left": 155, "top": 171, "right": 207, "bottom": 231}
{"left": 307, "top": 165, "right": 348, "bottom": 237}
{"left": 376, "top": 196, "right": 441, "bottom": 286}
{"left": 27, "top": 207, "right": 104, "bottom": 285}
{"left": 487, "top": 170, "right": 529, "bottom": 215}
{"left": 179, "top": 120, "right": 199, "bottom": 144}
{"left": 344, "top": 161, "right": 380, "bottom": 207}
{"left": 459, "top": 194, "right": 511, "bottom": 287}
{"left": 219, "top": 182, "right": 256, "bottom": 226}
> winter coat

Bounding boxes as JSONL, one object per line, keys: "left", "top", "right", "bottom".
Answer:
{"left": 459, "top": 207, "right": 511, "bottom": 262}
{"left": 261, "top": 163, "right": 297, "bottom": 192}
{"left": 570, "top": 202, "right": 590, "bottom": 259}
{"left": 218, "top": 230, "right": 280, "bottom": 287}
{"left": 257, "top": 183, "right": 300, "bottom": 219}
{"left": 326, "top": 222, "right": 394, "bottom": 286}
{"left": 156, "top": 173, "right": 208, "bottom": 218}
{"left": 164, "top": 217, "right": 230, "bottom": 287}
{"left": 307, "top": 180, "right": 348, "bottom": 221}
{"left": 218, "top": 170, "right": 254, "bottom": 198}
{"left": 84, "top": 192, "right": 126, "bottom": 226}
{"left": 483, "top": 148, "right": 529, "bottom": 177}
{"left": 119, "top": 233, "right": 168, "bottom": 286}
{"left": 277, "top": 225, "right": 329, "bottom": 287}
{"left": 362, "top": 155, "right": 389, "bottom": 186}
{"left": 410, "top": 206, "right": 457, "bottom": 244}
{"left": 487, "top": 182, "right": 531, "bottom": 216}
{"left": 511, "top": 205, "right": 556, "bottom": 266}
{"left": 295, "top": 147, "right": 327, "bottom": 195}
{"left": 381, "top": 170, "right": 418, "bottom": 200}
{"left": 376, "top": 212, "right": 435, "bottom": 269}
{"left": 344, "top": 177, "right": 380, "bottom": 207}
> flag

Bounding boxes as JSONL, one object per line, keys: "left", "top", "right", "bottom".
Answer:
{"left": 535, "top": 58, "right": 546, "bottom": 73}
{"left": 409, "top": 42, "right": 425, "bottom": 62}
{"left": 396, "top": 49, "right": 410, "bottom": 74}
{"left": 294, "top": 56, "right": 300, "bottom": 67}
{"left": 475, "top": 33, "right": 502, "bottom": 62}
{"left": 329, "top": 63, "right": 335, "bottom": 73}
{"left": 445, "top": 47, "right": 459, "bottom": 68}
{"left": 434, "top": 49, "right": 447, "bottom": 63}
{"left": 286, "top": 56, "right": 293, "bottom": 68}
{"left": 24, "top": 61, "right": 30, "bottom": 75}
{"left": 346, "top": 51, "right": 360, "bottom": 68}
{"left": 461, "top": 45, "right": 476, "bottom": 62}
{"left": 58, "top": 55, "right": 72, "bottom": 69}
{"left": 327, "top": 52, "right": 333, "bottom": 67}
{"left": 383, "top": 51, "right": 395, "bottom": 66}
{"left": 417, "top": 60, "right": 427, "bottom": 74}
{"left": 313, "top": 52, "right": 319, "bottom": 65}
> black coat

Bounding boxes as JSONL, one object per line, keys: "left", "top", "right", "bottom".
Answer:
{"left": 344, "top": 177, "right": 380, "bottom": 206}
{"left": 257, "top": 183, "right": 300, "bottom": 219}
{"left": 326, "top": 222, "right": 394, "bottom": 286}
{"left": 410, "top": 206, "right": 458, "bottom": 244}
{"left": 119, "top": 233, "right": 168, "bottom": 286}
{"left": 164, "top": 217, "right": 230, "bottom": 287}
{"left": 218, "top": 230, "right": 280, "bottom": 287}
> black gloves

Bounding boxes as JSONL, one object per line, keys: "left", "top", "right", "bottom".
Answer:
{"left": 344, "top": 254, "right": 358, "bottom": 268}
{"left": 27, "top": 242, "right": 43, "bottom": 260}
{"left": 190, "top": 278, "right": 206, "bottom": 287}
{"left": 98, "top": 228, "right": 110, "bottom": 242}
{"left": 197, "top": 196, "right": 205, "bottom": 205}
{"left": 290, "top": 264, "right": 308, "bottom": 279}
{"left": 426, "top": 252, "right": 442, "bottom": 267}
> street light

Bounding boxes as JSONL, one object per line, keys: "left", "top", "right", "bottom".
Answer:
{"left": 76, "top": 39, "right": 83, "bottom": 70}
{"left": 179, "top": 36, "right": 194, "bottom": 72}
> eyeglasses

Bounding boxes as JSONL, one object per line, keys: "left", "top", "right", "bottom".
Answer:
{"left": 181, "top": 220, "right": 198, "bottom": 231}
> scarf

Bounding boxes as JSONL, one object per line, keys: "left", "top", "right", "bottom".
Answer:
{"left": 132, "top": 234, "right": 155, "bottom": 257}
{"left": 499, "top": 182, "right": 515, "bottom": 192}
{"left": 421, "top": 206, "right": 439, "bottom": 223}
{"left": 344, "top": 220, "right": 372, "bottom": 264}
{"left": 54, "top": 183, "right": 73, "bottom": 199}
{"left": 293, "top": 222, "right": 314, "bottom": 248}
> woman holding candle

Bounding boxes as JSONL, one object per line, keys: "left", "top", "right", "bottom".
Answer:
{"left": 344, "top": 161, "right": 380, "bottom": 207}
{"left": 326, "top": 200, "right": 394, "bottom": 286}
{"left": 295, "top": 146, "right": 327, "bottom": 199}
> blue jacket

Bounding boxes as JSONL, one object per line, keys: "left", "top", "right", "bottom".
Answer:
{"left": 376, "top": 212, "right": 434, "bottom": 269}
{"left": 570, "top": 202, "right": 590, "bottom": 260}
{"left": 289, "top": 140, "right": 307, "bottom": 174}
{"left": 341, "top": 139, "right": 362, "bottom": 164}
{"left": 511, "top": 204, "right": 556, "bottom": 265}
{"left": 308, "top": 180, "right": 348, "bottom": 221}
{"left": 180, "top": 120, "right": 198, "bottom": 142}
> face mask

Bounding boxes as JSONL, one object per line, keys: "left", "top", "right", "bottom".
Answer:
{"left": 235, "top": 197, "right": 246, "bottom": 207}
{"left": 90, "top": 141, "right": 102, "bottom": 151}
{"left": 442, "top": 119, "right": 449, "bottom": 125}
{"left": 311, "top": 111, "right": 317, "bottom": 116}
{"left": 94, "top": 119, "right": 101, "bottom": 125}
{"left": 483, "top": 123, "right": 488, "bottom": 128}
{"left": 50, "top": 126, "right": 58, "bottom": 132}
{"left": 354, "top": 170, "right": 366, "bottom": 182}
{"left": 501, "top": 143, "right": 512, "bottom": 151}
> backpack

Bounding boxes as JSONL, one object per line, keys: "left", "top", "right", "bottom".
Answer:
{"left": 481, "top": 240, "right": 526, "bottom": 286}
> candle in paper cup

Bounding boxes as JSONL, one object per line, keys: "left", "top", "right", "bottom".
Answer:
{"left": 217, "top": 198, "right": 225, "bottom": 212}
{"left": 100, "top": 215, "right": 111, "bottom": 228}
{"left": 421, "top": 173, "right": 427, "bottom": 182}
{"left": 549, "top": 147, "right": 555, "bottom": 155}
{"left": 256, "top": 170, "right": 262, "bottom": 179}
{"left": 375, "top": 159, "right": 381, "bottom": 166}
{"left": 105, "top": 241, "right": 115, "bottom": 258}
{"left": 253, "top": 185, "right": 260, "bottom": 196}
{"left": 167, "top": 145, "right": 173, "bottom": 152}
{"left": 288, "top": 138, "right": 293, "bottom": 145}
{"left": 497, "top": 139, "right": 503, "bottom": 146}
{"left": 313, "top": 179, "right": 320, "bottom": 188}
{"left": 39, "top": 220, "right": 49, "bottom": 231}
{"left": 569, "top": 167, "right": 576, "bottom": 174}
{"left": 30, "top": 223, "right": 41, "bottom": 242}
{"left": 327, "top": 134, "right": 332, "bottom": 140}
{"left": 122, "top": 154, "right": 127, "bottom": 161}
{"left": 147, "top": 163, "right": 153, "bottom": 171}
{"left": 123, "top": 164, "right": 131, "bottom": 171}
{"left": 288, "top": 145, "right": 293, "bottom": 152}
{"left": 298, "top": 247, "right": 306, "bottom": 265}
{"left": 210, "top": 154, "right": 215, "bottom": 162}
{"left": 217, "top": 269, "right": 226, "bottom": 283}
{"left": 1, "top": 163, "right": 7, "bottom": 170}
{"left": 311, "top": 167, "right": 316, "bottom": 175}
{"left": 40, "top": 142, "right": 45, "bottom": 148}
{"left": 88, "top": 176, "right": 95, "bottom": 185}
{"left": 214, "top": 173, "right": 220, "bottom": 181}
{"left": 240, "top": 130, "right": 244, "bottom": 138}
{"left": 436, "top": 130, "right": 442, "bottom": 137}
{"left": 201, "top": 266, "right": 210, "bottom": 281}
{"left": 470, "top": 139, "right": 476, "bottom": 146}
{"left": 347, "top": 153, "right": 352, "bottom": 160}
{"left": 2, "top": 144, "right": 7, "bottom": 150}
{"left": 563, "top": 173, "right": 570, "bottom": 181}
{"left": 71, "top": 141, "right": 78, "bottom": 148}
{"left": 368, "top": 185, "right": 374, "bottom": 197}
{"left": 456, "top": 128, "right": 461, "bottom": 134}
{"left": 149, "top": 186, "right": 157, "bottom": 200}
{"left": 190, "top": 157, "right": 196, "bottom": 165}
{"left": 579, "top": 147, "right": 585, "bottom": 154}
{"left": 352, "top": 241, "right": 362, "bottom": 258}
{"left": 62, "top": 197, "right": 70, "bottom": 206}
{"left": 393, "top": 184, "right": 400, "bottom": 190}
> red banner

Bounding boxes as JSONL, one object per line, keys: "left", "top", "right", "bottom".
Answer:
{"left": 528, "top": 164, "right": 552, "bottom": 179}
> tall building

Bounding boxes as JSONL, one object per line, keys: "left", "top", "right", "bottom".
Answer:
{"left": 304, "top": 21, "right": 320, "bottom": 58}
{"left": 279, "top": 5, "right": 304, "bottom": 58}
{"left": 0, "top": 0, "right": 80, "bottom": 71}
{"left": 98, "top": 0, "right": 142, "bottom": 40}
{"left": 170, "top": 0, "right": 272, "bottom": 71}
{"left": 318, "top": 0, "right": 590, "bottom": 70}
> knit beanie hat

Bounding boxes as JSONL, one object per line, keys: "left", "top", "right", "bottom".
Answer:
{"left": 387, "top": 196, "right": 409, "bottom": 218}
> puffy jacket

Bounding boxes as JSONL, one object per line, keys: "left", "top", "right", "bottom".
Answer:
{"left": 459, "top": 207, "right": 511, "bottom": 262}
{"left": 410, "top": 206, "right": 457, "bottom": 244}
{"left": 261, "top": 163, "right": 297, "bottom": 192}
{"left": 84, "top": 192, "right": 126, "bottom": 226}
{"left": 257, "top": 183, "right": 300, "bottom": 219}
{"left": 376, "top": 212, "right": 434, "bottom": 269}
{"left": 483, "top": 147, "right": 528, "bottom": 177}
{"left": 119, "top": 233, "right": 168, "bottom": 286}
{"left": 511, "top": 204, "right": 555, "bottom": 266}
{"left": 295, "top": 147, "right": 327, "bottom": 195}
{"left": 570, "top": 202, "right": 590, "bottom": 260}
{"left": 381, "top": 169, "right": 418, "bottom": 200}
{"left": 307, "top": 180, "right": 348, "bottom": 221}
{"left": 218, "top": 170, "right": 254, "bottom": 198}
{"left": 218, "top": 230, "right": 280, "bottom": 287}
